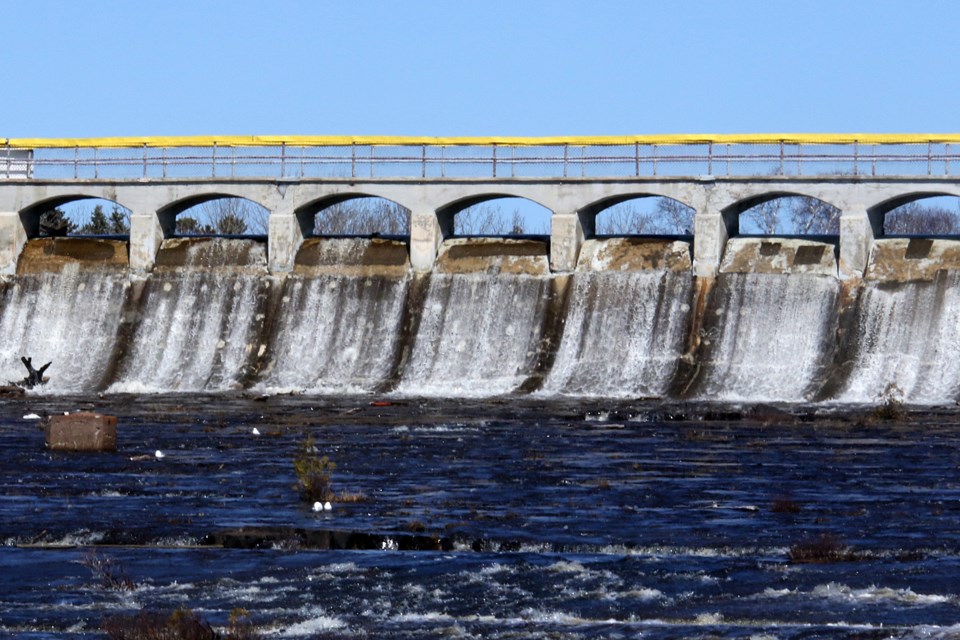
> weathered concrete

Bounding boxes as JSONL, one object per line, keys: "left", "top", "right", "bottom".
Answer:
{"left": 17, "top": 238, "right": 128, "bottom": 275}
{"left": 720, "top": 238, "right": 838, "bottom": 277}
{"left": 293, "top": 237, "right": 409, "bottom": 278}
{"left": 1, "top": 176, "right": 959, "bottom": 276}
{"left": 435, "top": 238, "right": 550, "bottom": 276}
{"left": 866, "top": 238, "right": 960, "bottom": 282}
{"left": 45, "top": 412, "right": 117, "bottom": 452}
{"left": 577, "top": 237, "right": 692, "bottom": 272}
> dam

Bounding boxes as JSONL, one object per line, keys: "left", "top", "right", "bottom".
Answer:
{"left": 2, "top": 134, "right": 960, "bottom": 403}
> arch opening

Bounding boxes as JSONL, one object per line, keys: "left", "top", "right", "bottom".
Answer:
{"left": 23, "top": 197, "right": 132, "bottom": 238}
{"left": 307, "top": 196, "right": 411, "bottom": 237}
{"left": 880, "top": 195, "right": 960, "bottom": 236}
{"left": 163, "top": 196, "right": 270, "bottom": 238}
{"left": 735, "top": 194, "right": 840, "bottom": 237}
{"left": 592, "top": 196, "right": 694, "bottom": 237}
{"left": 440, "top": 196, "right": 551, "bottom": 238}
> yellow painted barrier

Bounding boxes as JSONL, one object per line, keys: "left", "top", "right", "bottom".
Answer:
{"left": 4, "top": 134, "right": 960, "bottom": 149}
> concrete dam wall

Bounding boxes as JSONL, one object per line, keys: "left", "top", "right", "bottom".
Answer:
{"left": 1, "top": 234, "right": 958, "bottom": 404}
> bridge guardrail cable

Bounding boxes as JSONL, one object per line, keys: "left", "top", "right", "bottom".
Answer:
{"left": 1, "top": 136, "right": 960, "bottom": 180}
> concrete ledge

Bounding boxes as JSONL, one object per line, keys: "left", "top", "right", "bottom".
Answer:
{"left": 17, "top": 238, "right": 129, "bottom": 275}
{"left": 577, "top": 238, "right": 692, "bottom": 272}
{"left": 720, "top": 237, "right": 838, "bottom": 277}
{"left": 867, "top": 238, "right": 960, "bottom": 282}
{"left": 45, "top": 412, "right": 117, "bottom": 451}
{"left": 293, "top": 237, "right": 409, "bottom": 278}
{"left": 436, "top": 238, "right": 550, "bottom": 275}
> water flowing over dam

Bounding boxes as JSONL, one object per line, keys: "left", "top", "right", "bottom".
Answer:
{"left": 3, "top": 233, "right": 960, "bottom": 404}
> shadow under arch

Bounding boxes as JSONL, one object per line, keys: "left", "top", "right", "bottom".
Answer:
{"left": 297, "top": 193, "right": 411, "bottom": 238}
{"left": 158, "top": 193, "right": 271, "bottom": 237}
{"left": 723, "top": 191, "right": 842, "bottom": 238}
{"left": 19, "top": 195, "right": 133, "bottom": 238}
{"left": 868, "top": 192, "right": 960, "bottom": 237}
{"left": 436, "top": 194, "right": 553, "bottom": 238}
{"left": 585, "top": 194, "right": 695, "bottom": 238}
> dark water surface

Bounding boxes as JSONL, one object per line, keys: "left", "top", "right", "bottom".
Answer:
{"left": 2, "top": 395, "right": 960, "bottom": 638}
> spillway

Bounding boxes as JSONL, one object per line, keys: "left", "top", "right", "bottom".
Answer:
{"left": 3, "top": 234, "right": 960, "bottom": 403}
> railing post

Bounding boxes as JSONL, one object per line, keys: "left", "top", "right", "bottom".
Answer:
{"left": 653, "top": 144, "right": 658, "bottom": 176}
{"left": 635, "top": 141, "right": 640, "bottom": 177}
{"left": 853, "top": 140, "right": 859, "bottom": 176}
{"left": 142, "top": 143, "right": 148, "bottom": 178}
{"left": 162, "top": 147, "right": 167, "bottom": 179}
{"left": 422, "top": 143, "right": 427, "bottom": 178}
{"left": 928, "top": 142, "right": 932, "bottom": 176}
{"left": 4, "top": 142, "right": 10, "bottom": 179}
{"left": 212, "top": 142, "right": 217, "bottom": 178}
{"left": 74, "top": 146, "right": 79, "bottom": 179}
{"left": 280, "top": 142, "right": 286, "bottom": 179}
{"left": 563, "top": 143, "right": 569, "bottom": 178}
{"left": 441, "top": 145, "right": 446, "bottom": 178}
{"left": 708, "top": 141, "right": 713, "bottom": 176}
{"left": 351, "top": 143, "right": 356, "bottom": 179}
{"left": 232, "top": 146, "right": 237, "bottom": 178}
{"left": 492, "top": 144, "right": 497, "bottom": 178}
{"left": 947, "top": 143, "right": 951, "bottom": 176}
{"left": 94, "top": 147, "right": 99, "bottom": 179}
{"left": 779, "top": 140, "right": 784, "bottom": 175}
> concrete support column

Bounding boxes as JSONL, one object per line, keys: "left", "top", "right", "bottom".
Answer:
{"left": 693, "top": 213, "right": 729, "bottom": 278}
{"left": 410, "top": 210, "right": 443, "bottom": 272}
{"left": 839, "top": 209, "right": 875, "bottom": 282}
{"left": 129, "top": 212, "right": 166, "bottom": 273}
{"left": 0, "top": 212, "right": 27, "bottom": 275}
{"left": 549, "top": 213, "right": 585, "bottom": 273}
{"left": 268, "top": 211, "right": 305, "bottom": 274}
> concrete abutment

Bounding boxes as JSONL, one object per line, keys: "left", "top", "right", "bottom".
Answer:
{"left": 2, "top": 178, "right": 960, "bottom": 274}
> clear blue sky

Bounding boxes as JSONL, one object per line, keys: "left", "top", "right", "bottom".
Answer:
{"left": 4, "top": 0, "right": 960, "bottom": 138}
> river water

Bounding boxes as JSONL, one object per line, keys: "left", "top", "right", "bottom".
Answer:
{"left": 2, "top": 395, "right": 960, "bottom": 639}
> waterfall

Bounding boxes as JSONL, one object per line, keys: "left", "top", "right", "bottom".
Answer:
{"left": 395, "top": 272, "right": 553, "bottom": 396}
{"left": 107, "top": 239, "right": 268, "bottom": 393}
{"left": 0, "top": 264, "right": 128, "bottom": 392}
{"left": 257, "top": 274, "right": 409, "bottom": 394}
{"left": 839, "top": 272, "right": 960, "bottom": 404}
{"left": 692, "top": 273, "right": 839, "bottom": 402}
{"left": 541, "top": 271, "right": 692, "bottom": 397}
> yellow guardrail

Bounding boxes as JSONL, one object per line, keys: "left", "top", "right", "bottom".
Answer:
{"left": 4, "top": 134, "right": 960, "bottom": 149}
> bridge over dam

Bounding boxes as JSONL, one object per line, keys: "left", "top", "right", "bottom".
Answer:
{"left": 2, "top": 134, "right": 960, "bottom": 403}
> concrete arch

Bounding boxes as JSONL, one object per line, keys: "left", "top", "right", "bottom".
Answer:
{"left": 435, "top": 193, "right": 554, "bottom": 238}
{"left": 580, "top": 193, "right": 696, "bottom": 238}
{"left": 155, "top": 192, "right": 273, "bottom": 237}
{"left": 19, "top": 194, "right": 133, "bottom": 238}
{"left": 720, "top": 190, "right": 843, "bottom": 237}
{"left": 866, "top": 190, "right": 960, "bottom": 236}
{"left": 294, "top": 192, "right": 412, "bottom": 237}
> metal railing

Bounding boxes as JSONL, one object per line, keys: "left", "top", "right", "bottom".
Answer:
{"left": 3, "top": 135, "right": 960, "bottom": 181}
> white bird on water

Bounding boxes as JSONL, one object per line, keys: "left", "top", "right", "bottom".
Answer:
{"left": 252, "top": 427, "right": 261, "bottom": 436}
{"left": 154, "top": 450, "right": 165, "bottom": 459}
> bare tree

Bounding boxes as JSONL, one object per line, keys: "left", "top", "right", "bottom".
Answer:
{"left": 741, "top": 196, "right": 839, "bottom": 235}
{"left": 455, "top": 204, "right": 520, "bottom": 235}
{"left": 595, "top": 197, "right": 694, "bottom": 235}
{"left": 886, "top": 201, "right": 960, "bottom": 235}
{"left": 201, "top": 198, "right": 269, "bottom": 235}
{"left": 313, "top": 199, "right": 410, "bottom": 235}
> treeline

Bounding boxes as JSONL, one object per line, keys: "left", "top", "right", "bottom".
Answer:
{"left": 37, "top": 196, "right": 960, "bottom": 239}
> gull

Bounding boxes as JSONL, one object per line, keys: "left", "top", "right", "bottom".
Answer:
{"left": 252, "top": 427, "right": 261, "bottom": 435}
{"left": 154, "top": 450, "right": 165, "bottom": 459}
